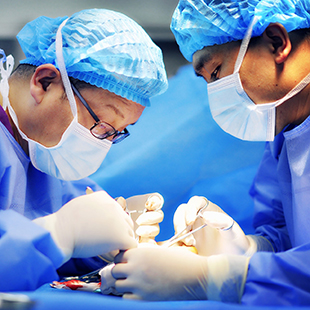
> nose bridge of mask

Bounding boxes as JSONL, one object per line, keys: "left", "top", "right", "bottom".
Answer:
{"left": 55, "top": 18, "right": 77, "bottom": 119}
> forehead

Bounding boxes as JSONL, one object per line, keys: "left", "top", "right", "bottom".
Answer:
{"left": 192, "top": 44, "right": 225, "bottom": 76}
{"left": 192, "top": 47, "right": 216, "bottom": 74}
{"left": 83, "top": 86, "right": 132, "bottom": 106}
{"left": 192, "top": 41, "right": 239, "bottom": 74}
{"left": 84, "top": 86, "right": 144, "bottom": 118}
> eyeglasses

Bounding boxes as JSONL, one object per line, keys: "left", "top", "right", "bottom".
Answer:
{"left": 71, "top": 83, "right": 130, "bottom": 144}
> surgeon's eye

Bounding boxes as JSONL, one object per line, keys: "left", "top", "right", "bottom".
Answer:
{"left": 210, "top": 65, "right": 220, "bottom": 82}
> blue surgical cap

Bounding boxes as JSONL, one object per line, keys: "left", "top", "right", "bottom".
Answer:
{"left": 171, "top": 0, "right": 310, "bottom": 62}
{"left": 17, "top": 9, "right": 168, "bottom": 106}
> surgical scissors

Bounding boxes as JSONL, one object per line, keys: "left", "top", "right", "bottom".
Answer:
{"left": 163, "top": 199, "right": 209, "bottom": 248}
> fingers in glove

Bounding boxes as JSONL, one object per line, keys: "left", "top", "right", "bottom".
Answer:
{"left": 186, "top": 196, "right": 209, "bottom": 225}
{"left": 145, "top": 193, "right": 164, "bottom": 211}
{"left": 173, "top": 203, "right": 187, "bottom": 233}
{"left": 99, "top": 263, "right": 117, "bottom": 292}
{"left": 173, "top": 197, "right": 208, "bottom": 247}
{"left": 112, "top": 264, "right": 130, "bottom": 280}
{"left": 115, "top": 196, "right": 127, "bottom": 211}
{"left": 173, "top": 203, "right": 195, "bottom": 246}
{"left": 136, "top": 210, "right": 163, "bottom": 226}
{"left": 181, "top": 235, "right": 196, "bottom": 247}
{"left": 113, "top": 264, "right": 146, "bottom": 299}
{"left": 118, "top": 232, "right": 138, "bottom": 251}
{"left": 136, "top": 224, "right": 160, "bottom": 238}
{"left": 123, "top": 212, "right": 135, "bottom": 233}
{"left": 126, "top": 193, "right": 163, "bottom": 213}
{"left": 199, "top": 211, "right": 234, "bottom": 230}
{"left": 114, "top": 278, "right": 140, "bottom": 296}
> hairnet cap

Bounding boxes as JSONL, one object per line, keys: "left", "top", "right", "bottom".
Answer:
{"left": 171, "top": 0, "right": 310, "bottom": 62}
{"left": 17, "top": 9, "right": 168, "bottom": 106}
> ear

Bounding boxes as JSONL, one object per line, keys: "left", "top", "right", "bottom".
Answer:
{"left": 29, "top": 64, "right": 61, "bottom": 104}
{"left": 262, "top": 23, "right": 291, "bottom": 65}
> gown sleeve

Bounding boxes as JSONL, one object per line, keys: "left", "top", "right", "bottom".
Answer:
{"left": 242, "top": 139, "right": 310, "bottom": 305}
{"left": 242, "top": 242, "right": 310, "bottom": 305}
{"left": 249, "top": 142, "right": 292, "bottom": 252}
{"left": 0, "top": 122, "right": 106, "bottom": 290}
{"left": 0, "top": 209, "right": 65, "bottom": 291}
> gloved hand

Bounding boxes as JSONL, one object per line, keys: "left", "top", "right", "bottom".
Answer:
{"left": 107, "top": 247, "right": 249, "bottom": 302}
{"left": 173, "top": 196, "right": 273, "bottom": 256}
{"left": 108, "top": 247, "right": 208, "bottom": 300}
{"left": 33, "top": 191, "right": 138, "bottom": 263}
{"left": 84, "top": 192, "right": 165, "bottom": 263}
{"left": 118, "top": 193, "right": 164, "bottom": 244}
{"left": 99, "top": 263, "right": 122, "bottom": 296}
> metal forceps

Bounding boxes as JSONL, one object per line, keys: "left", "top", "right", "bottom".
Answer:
{"left": 163, "top": 199, "right": 209, "bottom": 248}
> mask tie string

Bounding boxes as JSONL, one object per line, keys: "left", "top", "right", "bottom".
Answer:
{"left": 55, "top": 18, "right": 78, "bottom": 118}
{"left": 234, "top": 16, "right": 257, "bottom": 74}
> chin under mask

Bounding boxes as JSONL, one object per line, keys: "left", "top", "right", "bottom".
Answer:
{"left": 0, "top": 20, "right": 111, "bottom": 181}
{"left": 207, "top": 17, "right": 310, "bottom": 142}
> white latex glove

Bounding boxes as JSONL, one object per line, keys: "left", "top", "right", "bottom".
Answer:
{"left": 99, "top": 263, "right": 122, "bottom": 296}
{"left": 92, "top": 193, "right": 165, "bottom": 262}
{"left": 173, "top": 196, "right": 273, "bottom": 256}
{"left": 120, "top": 193, "right": 164, "bottom": 243}
{"left": 33, "top": 191, "right": 138, "bottom": 264}
{"left": 107, "top": 247, "right": 249, "bottom": 302}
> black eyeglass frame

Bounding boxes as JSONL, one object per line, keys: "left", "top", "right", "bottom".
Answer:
{"left": 71, "top": 83, "right": 130, "bottom": 144}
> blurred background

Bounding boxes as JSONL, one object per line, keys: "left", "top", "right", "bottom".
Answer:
{"left": 0, "top": 0, "right": 188, "bottom": 76}
{"left": 1, "top": 0, "right": 266, "bottom": 240}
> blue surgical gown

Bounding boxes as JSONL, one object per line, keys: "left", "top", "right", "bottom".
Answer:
{"left": 242, "top": 117, "right": 310, "bottom": 305}
{"left": 0, "top": 107, "right": 106, "bottom": 291}
{"left": 90, "top": 65, "right": 310, "bottom": 305}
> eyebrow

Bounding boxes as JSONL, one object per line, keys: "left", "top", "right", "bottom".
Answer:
{"left": 105, "top": 104, "right": 125, "bottom": 119}
{"left": 193, "top": 50, "right": 214, "bottom": 77}
{"left": 104, "top": 104, "right": 138, "bottom": 126}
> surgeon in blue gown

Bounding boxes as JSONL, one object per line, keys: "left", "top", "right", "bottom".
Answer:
{"left": 0, "top": 9, "right": 167, "bottom": 291}
{"left": 109, "top": 0, "right": 310, "bottom": 306}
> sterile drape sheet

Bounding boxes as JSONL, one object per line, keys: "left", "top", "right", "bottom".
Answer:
{"left": 25, "top": 285, "right": 306, "bottom": 310}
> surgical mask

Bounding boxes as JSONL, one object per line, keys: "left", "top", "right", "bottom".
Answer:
{"left": 207, "top": 17, "right": 310, "bottom": 141}
{"left": 0, "top": 19, "right": 111, "bottom": 180}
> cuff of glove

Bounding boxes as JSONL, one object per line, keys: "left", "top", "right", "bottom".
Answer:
{"left": 206, "top": 254, "right": 250, "bottom": 303}
{"left": 245, "top": 235, "right": 274, "bottom": 256}
{"left": 33, "top": 215, "right": 72, "bottom": 264}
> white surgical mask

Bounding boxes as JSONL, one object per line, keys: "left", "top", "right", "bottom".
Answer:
{"left": 0, "top": 19, "right": 111, "bottom": 180}
{"left": 207, "top": 17, "right": 310, "bottom": 141}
